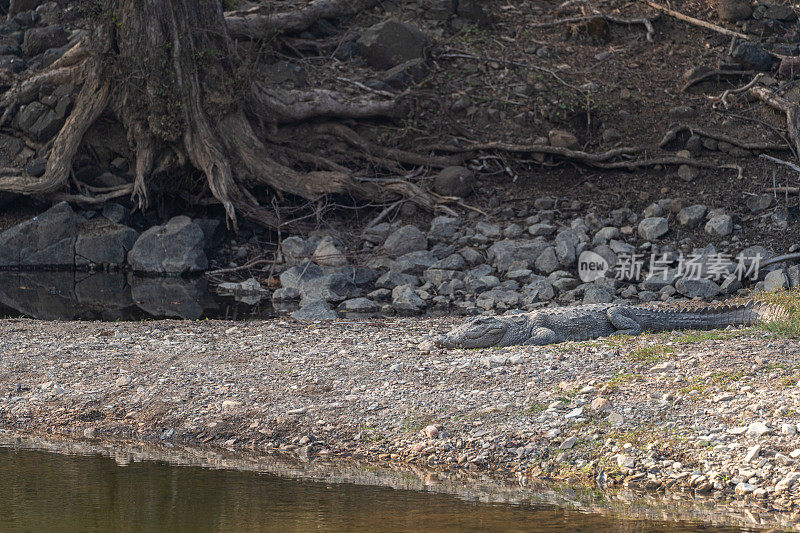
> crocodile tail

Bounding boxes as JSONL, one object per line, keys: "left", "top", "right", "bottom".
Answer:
{"left": 751, "top": 299, "right": 791, "bottom": 324}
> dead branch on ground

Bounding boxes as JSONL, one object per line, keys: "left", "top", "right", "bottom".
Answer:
{"left": 712, "top": 73, "right": 765, "bottom": 109}
{"left": 681, "top": 68, "right": 759, "bottom": 92}
{"left": 659, "top": 123, "right": 789, "bottom": 152}
{"left": 750, "top": 87, "right": 800, "bottom": 158}
{"left": 530, "top": 13, "right": 658, "bottom": 41}
{"left": 639, "top": 0, "right": 748, "bottom": 40}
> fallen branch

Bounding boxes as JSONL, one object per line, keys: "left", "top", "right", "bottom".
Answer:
{"left": 760, "top": 153, "right": 800, "bottom": 174}
{"left": 206, "top": 257, "right": 273, "bottom": 277}
{"left": 750, "top": 87, "right": 800, "bottom": 157}
{"left": 430, "top": 141, "right": 642, "bottom": 162}
{"left": 681, "top": 68, "right": 758, "bottom": 92}
{"left": 770, "top": 186, "right": 799, "bottom": 194}
{"left": 249, "top": 83, "right": 402, "bottom": 124}
{"left": 226, "top": 0, "right": 380, "bottom": 39}
{"left": 531, "top": 13, "right": 658, "bottom": 42}
{"left": 640, "top": 0, "right": 747, "bottom": 40}
{"left": 659, "top": 124, "right": 789, "bottom": 151}
{"left": 713, "top": 73, "right": 764, "bottom": 109}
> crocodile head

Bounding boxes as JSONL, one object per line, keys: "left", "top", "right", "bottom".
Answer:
{"left": 434, "top": 315, "right": 527, "bottom": 348}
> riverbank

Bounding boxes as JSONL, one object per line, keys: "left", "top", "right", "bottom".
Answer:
{"left": 1, "top": 317, "right": 799, "bottom": 530}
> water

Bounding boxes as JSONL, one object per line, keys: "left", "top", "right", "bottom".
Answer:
{"left": 0, "top": 271, "right": 275, "bottom": 321}
{"left": 0, "top": 446, "right": 754, "bottom": 533}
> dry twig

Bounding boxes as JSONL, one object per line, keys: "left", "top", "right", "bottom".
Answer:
{"left": 712, "top": 73, "right": 764, "bottom": 109}
{"left": 659, "top": 123, "right": 789, "bottom": 151}
{"left": 640, "top": 0, "right": 748, "bottom": 40}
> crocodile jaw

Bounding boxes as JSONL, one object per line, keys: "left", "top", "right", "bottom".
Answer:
{"left": 434, "top": 317, "right": 510, "bottom": 348}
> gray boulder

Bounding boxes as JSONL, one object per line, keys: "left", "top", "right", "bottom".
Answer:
{"left": 746, "top": 194, "right": 773, "bottom": 213}
{"left": 292, "top": 299, "right": 338, "bottom": 321}
{"left": 675, "top": 278, "right": 721, "bottom": 298}
{"left": 338, "top": 297, "right": 379, "bottom": 313}
{"left": 705, "top": 215, "right": 733, "bottom": 237}
{"left": 763, "top": 269, "right": 789, "bottom": 292}
{"left": 583, "top": 284, "right": 615, "bottom": 304}
{"left": 75, "top": 219, "right": 139, "bottom": 268}
{"left": 733, "top": 42, "right": 773, "bottom": 71}
{"left": 393, "top": 250, "right": 436, "bottom": 274}
{"left": 22, "top": 25, "right": 68, "bottom": 56}
{"left": 376, "top": 270, "right": 420, "bottom": 289}
{"left": 18, "top": 101, "right": 63, "bottom": 142}
{"left": 131, "top": 276, "right": 209, "bottom": 319}
{"left": 429, "top": 216, "right": 461, "bottom": 241}
{"left": 0, "top": 201, "right": 81, "bottom": 267}
{"left": 434, "top": 166, "right": 475, "bottom": 197}
{"left": 357, "top": 20, "right": 428, "bottom": 70}
{"left": 677, "top": 204, "right": 707, "bottom": 226}
{"left": 718, "top": 0, "right": 752, "bottom": 21}
{"left": 127, "top": 216, "right": 208, "bottom": 274}
{"left": 392, "top": 284, "right": 426, "bottom": 314}
{"left": 534, "top": 246, "right": 559, "bottom": 274}
{"left": 383, "top": 225, "right": 427, "bottom": 257}
{"left": 488, "top": 238, "right": 548, "bottom": 272}
{"left": 638, "top": 217, "right": 669, "bottom": 240}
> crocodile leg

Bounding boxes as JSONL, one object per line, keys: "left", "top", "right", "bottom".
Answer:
{"left": 522, "top": 327, "right": 559, "bottom": 346}
{"left": 606, "top": 307, "right": 644, "bottom": 336}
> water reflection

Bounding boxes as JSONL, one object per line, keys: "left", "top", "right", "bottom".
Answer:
{"left": 0, "top": 271, "right": 260, "bottom": 320}
{"left": 0, "top": 446, "right": 749, "bottom": 533}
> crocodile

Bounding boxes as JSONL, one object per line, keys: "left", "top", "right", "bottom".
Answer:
{"left": 433, "top": 300, "right": 787, "bottom": 349}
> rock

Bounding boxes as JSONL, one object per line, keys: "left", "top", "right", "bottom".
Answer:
{"left": 718, "top": 0, "right": 752, "bottom": 21}
{"left": 115, "top": 375, "right": 131, "bottom": 387}
{"left": 528, "top": 223, "right": 557, "bottom": 237}
{"left": 18, "top": 101, "right": 63, "bottom": 141}
{"left": 422, "top": 424, "right": 440, "bottom": 439}
{"left": 534, "top": 247, "right": 559, "bottom": 274}
{"left": 476, "top": 289, "right": 520, "bottom": 309}
{"left": 376, "top": 270, "right": 420, "bottom": 289}
{"left": 677, "top": 204, "right": 707, "bottom": 226}
{"left": 675, "top": 278, "right": 721, "bottom": 298}
{"left": 617, "top": 454, "right": 635, "bottom": 468}
{"left": 488, "top": 239, "right": 548, "bottom": 272}
{"left": 219, "top": 277, "right": 263, "bottom": 294}
{"left": 433, "top": 166, "right": 475, "bottom": 197}
{"left": 128, "top": 216, "right": 208, "bottom": 274}
{"left": 9, "top": 0, "right": 43, "bottom": 17}
{"left": 393, "top": 250, "right": 436, "bottom": 274}
{"left": 383, "top": 225, "right": 427, "bottom": 257}
{"left": 272, "top": 287, "right": 301, "bottom": 303}
{"left": 431, "top": 253, "right": 465, "bottom": 270}
{"left": 593, "top": 226, "right": 619, "bottom": 244}
{"left": 429, "top": 216, "right": 461, "bottom": 241}
{"left": 548, "top": 129, "right": 579, "bottom": 149}
{"left": 583, "top": 284, "right": 614, "bottom": 304}
{"left": 607, "top": 412, "right": 624, "bottom": 425}
{"left": 298, "top": 273, "right": 357, "bottom": 303}
{"left": 457, "top": 0, "right": 490, "bottom": 24}
{"left": 312, "top": 237, "right": 347, "bottom": 266}
{"left": 338, "top": 297, "right": 378, "bottom": 313}
{"left": 705, "top": 215, "right": 733, "bottom": 236}
{"left": 638, "top": 217, "right": 669, "bottom": 240}
{"left": 765, "top": 4, "right": 796, "bottom": 20}
{"left": 763, "top": 269, "right": 789, "bottom": 291}
{"left": 746, "top": 193, "right": 773, "bottom": 213}
{"left": 732, "top": 41, "right": 773, "bottom": 71}
{"left": 735, "top": 482, "right": 756, "bottom": 495}
{"left": 650, "top": 361, "right": 675, "bottom": 373}
{"left": 746, "top": 421, "right": 771, "bottom": 438}
{"left": 677, "top": 164, "right": 699, "bottom": 182}
{"left": 590, "top": 397, "right": 612, "bottom": 412}
{"left": 357, "top": 20, "right": 428, "bottom": 70}
{"left": 22, "top": 25, "right": 68, "bottom": 56}
{"left": 291, "top": 299, "right": 338, "bottom": 321}
{"left": 392, "top": 284, "right": 426, "bottom": 314}
{"left": 744, "top": 444, "right": 761, "bottom": 463}
{"left": 775, "top": 472, "right": 800, "bottom": 492}
{"left": 101, "top": 203, "right": 130, "bottom": 225}
{"left": 75, "top": 219, "right": 139, "bottom": 268}
{"left": 564, "top": 407, "right": 583, "bottom": 419}
{"left": 560, "top": 436, "right": 578, "bottom": 450}
{"left": 361, "top": 222, "right": 392, "bottom": 245}
{"left": 0, "top": 201, "right": 81, "bottom": 268}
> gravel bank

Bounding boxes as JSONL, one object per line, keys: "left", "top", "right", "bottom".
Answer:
{"left": 1, "top": 317, "right": 800, "bottom": 529}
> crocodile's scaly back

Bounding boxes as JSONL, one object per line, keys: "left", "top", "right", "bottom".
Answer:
{"left": 628, "top": 300, "right": 787, "bottom": 333}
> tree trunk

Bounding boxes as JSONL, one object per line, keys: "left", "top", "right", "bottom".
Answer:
{"left": 0, "top": 0, "right": 451, "bottom": 231}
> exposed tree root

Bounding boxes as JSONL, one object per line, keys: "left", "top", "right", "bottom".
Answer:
{"left": 659, "top": 124, "right": 789, "bottom": 152}
{"left": 226, "top": 0, "right": 380, "bottom": 39}
{"left": 531, "top": 13, "right": 658, "bottom": 42}
{"left": 750, "top": 86, "right": 800, "bottom": 158}
{"left": 680, "top": 68, "right": 758, "bottom": 92}
{"left": 249, "top": 83, "right": 402, "bottom": 124}
{"left": 431, "top": 140, "right": 743, "bottom": 176}
{"left": 712, "top": 73, "right": 764, "bottom": 109}
{"left": 316, "top": 123, "right": 460, "bottom": 169}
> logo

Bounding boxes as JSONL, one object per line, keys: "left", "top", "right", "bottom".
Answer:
{"left": 578, "top": 251, "right": 609, "bottom": 282}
